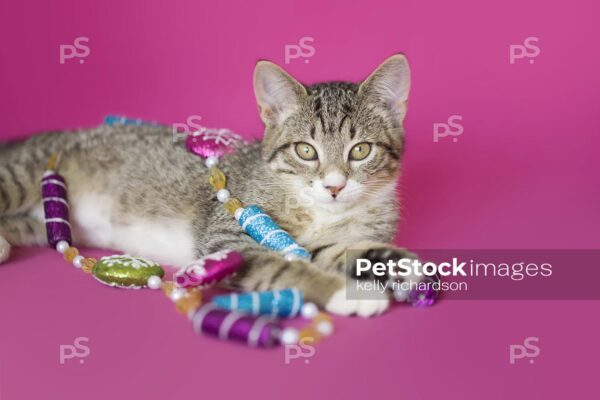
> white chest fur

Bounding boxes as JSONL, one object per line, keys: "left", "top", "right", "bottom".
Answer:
{"left": 296, "top": 203, "right": 372, "bottom": 245}
{"left": 31, "top": 192, "right": 196, "bottom": 267}
{"left": 296, "top": 181, "right": 397, "bottom": 244}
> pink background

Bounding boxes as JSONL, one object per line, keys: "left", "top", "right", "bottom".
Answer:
{"left": 0, "top": 0, "right": 598, "bottom": 399}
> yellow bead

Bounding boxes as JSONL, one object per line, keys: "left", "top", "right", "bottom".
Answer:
{"left": 82, "top": 257, "right": 97, "bottom": 274}
{"left": 64, "top": 247, "right": 79, "bottom": 262}
{"left": 224, "top": 198, "right": 243, "bottom": 215}
{"left": 46, "top": 153, "right": 59, "bottom": 170}
{"left": 209, "top": 167, "right": 226, "bottom": 190}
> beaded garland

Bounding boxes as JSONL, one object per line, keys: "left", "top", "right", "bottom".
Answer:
{"left": 40, "top": 117, "right": 439, "bottom": 349}
{"left": 40, "top": 122, "right": 335, "bottom": 348}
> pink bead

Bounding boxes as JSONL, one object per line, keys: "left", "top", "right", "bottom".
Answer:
{"left": 185, "top": 128, "right": 242, "bottom": 158}
{"left": 174, "top": 250, "right": 244, "bottom": 288}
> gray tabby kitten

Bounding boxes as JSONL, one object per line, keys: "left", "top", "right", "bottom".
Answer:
{"left": 0, "top": 54, "right": 418, "bottom": 317}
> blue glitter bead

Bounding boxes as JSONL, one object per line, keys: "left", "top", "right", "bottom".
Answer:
{"left": 287, "top": 247, "right": 311, "bottom": 259}
{"left": 104, "top": 115, "right": 157, "bottom": 126}
{"left": 212, "top": 288, "right": 303, "bottom": 318}
{"left": 238, "top": 205, "right": 311, "bottom": 259}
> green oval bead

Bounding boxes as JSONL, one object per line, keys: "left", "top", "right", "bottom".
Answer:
{"left": 92, "top": 255, "right": 164, "bottom": 289}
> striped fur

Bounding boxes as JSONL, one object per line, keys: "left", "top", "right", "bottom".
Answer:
{"left": 0, "top": 55, "right": 416, "bottom": 316}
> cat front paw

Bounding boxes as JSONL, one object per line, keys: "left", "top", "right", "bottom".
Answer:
{"left": 325, "top": 288, "right": 390, "bottom": 317}
{"left": 0, "top": 236, "right": 11, "bottom": 264}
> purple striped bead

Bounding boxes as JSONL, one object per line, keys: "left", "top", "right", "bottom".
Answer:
{"left": 41, "top": 172, "right": 72, "bottom": 247}
{"left": 191, "top": 305, "right": 281, "bottom": 348}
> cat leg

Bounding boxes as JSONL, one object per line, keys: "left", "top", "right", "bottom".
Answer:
{"left": 0, "top": 214, "right": 47, "bottom": 264}
{"left": 311, "top": 241, "right": 432, "bottom": 296}
{"left": 0, "top": 145, "right": 48, "bottom": 263}
{"left": 0, "top": 152, "right": 46, "bottom": 216}
{"left": 229, "top": 246, "right": 344, "bottom": 305}
{"left": 0, "top": 235, "right": 9, "bottom": 264}
{"left": 0, "top": 215, "right": 47, "bottom": 246}
{"left": 209, "top": 234, "right": 389, "bottom": 317}
{"left": 310, "top": 241, "right": 419, "bottom": 278}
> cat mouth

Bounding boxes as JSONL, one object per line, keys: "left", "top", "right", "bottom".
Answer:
{"left": 316, "top": 193, "right": 352, "bottom": 205}
{"left": 303, "top": 183, "right": 358, "bottom": 206}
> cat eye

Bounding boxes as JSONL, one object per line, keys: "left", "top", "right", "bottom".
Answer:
{"left": 349, "top": 142, "right": 372, "bottom": 161}
{"left": 295, "top": 142, "right": 318, "bottom": 161}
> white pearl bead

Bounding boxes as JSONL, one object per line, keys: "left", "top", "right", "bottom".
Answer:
{"left": 315, "top": 320, "right": 334, "bottom": 336}
{"left": 300, "top": 303, "right": 319, "bottom": 319}
{"left": 234, "top": 207, "right": 244, "bottom": 220}
{"left": 147, "top": 275, "right": 162, "bottom": 289}
{"left": 170, "top": 288, "right": 185, "bottom": 301}
{"left": 284, "top": 253, "right": 297, "bottom": 261}
{"left": 216, "top": 189, "right": 230, "bottom": 202}
{"left": 205, "top": 156, "right": 219, "bottom": 168}
{"left": 72, "top": 255, "right": 84, "bottom": 269}
{"left": 56, "top": 240, "right": 70, "bottom": 254}
{"left": 280, "top": 327, "right": 299, "bottom": 345}
{"left": 393, "top": 288, "right": 410, "bottom": 302}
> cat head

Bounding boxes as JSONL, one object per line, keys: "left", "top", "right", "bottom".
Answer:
{"left": 253, "top": 54, "right": 410, "bottom": 212}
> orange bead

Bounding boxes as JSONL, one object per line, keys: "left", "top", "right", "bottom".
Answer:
{"left": 63, "top": 247, "right": 79, "bottom": 262}
{"left": 162, "top": 281, "right": 174, "bottom": 297}
{"left": 176, "top": 295, "right": 202, "bottom": 315}
{"left": 82, "top": 257, "right": 97, "bottom": 274}
{"left": 187, "top": 288, "right": 202, "bottom": 302}
{"left": 175, "top": 297, "right": 191, "bottom": 314}
{"left": 299, "top": 327, "right": 322, "bottom": 344}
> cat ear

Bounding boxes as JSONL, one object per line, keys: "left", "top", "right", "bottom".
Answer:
{"left": 358, "top": 54, "right": 411, "bottom": 121}
{"left": 253, "top": 60, "right": 307, "bottom": 127}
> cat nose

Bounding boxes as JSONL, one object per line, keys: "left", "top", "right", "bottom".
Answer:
{"left": 322, "top": 170, "right": 347, "bottom": 198}
{"left": 325, "top": 184, "right": 346, "bottom": 198}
